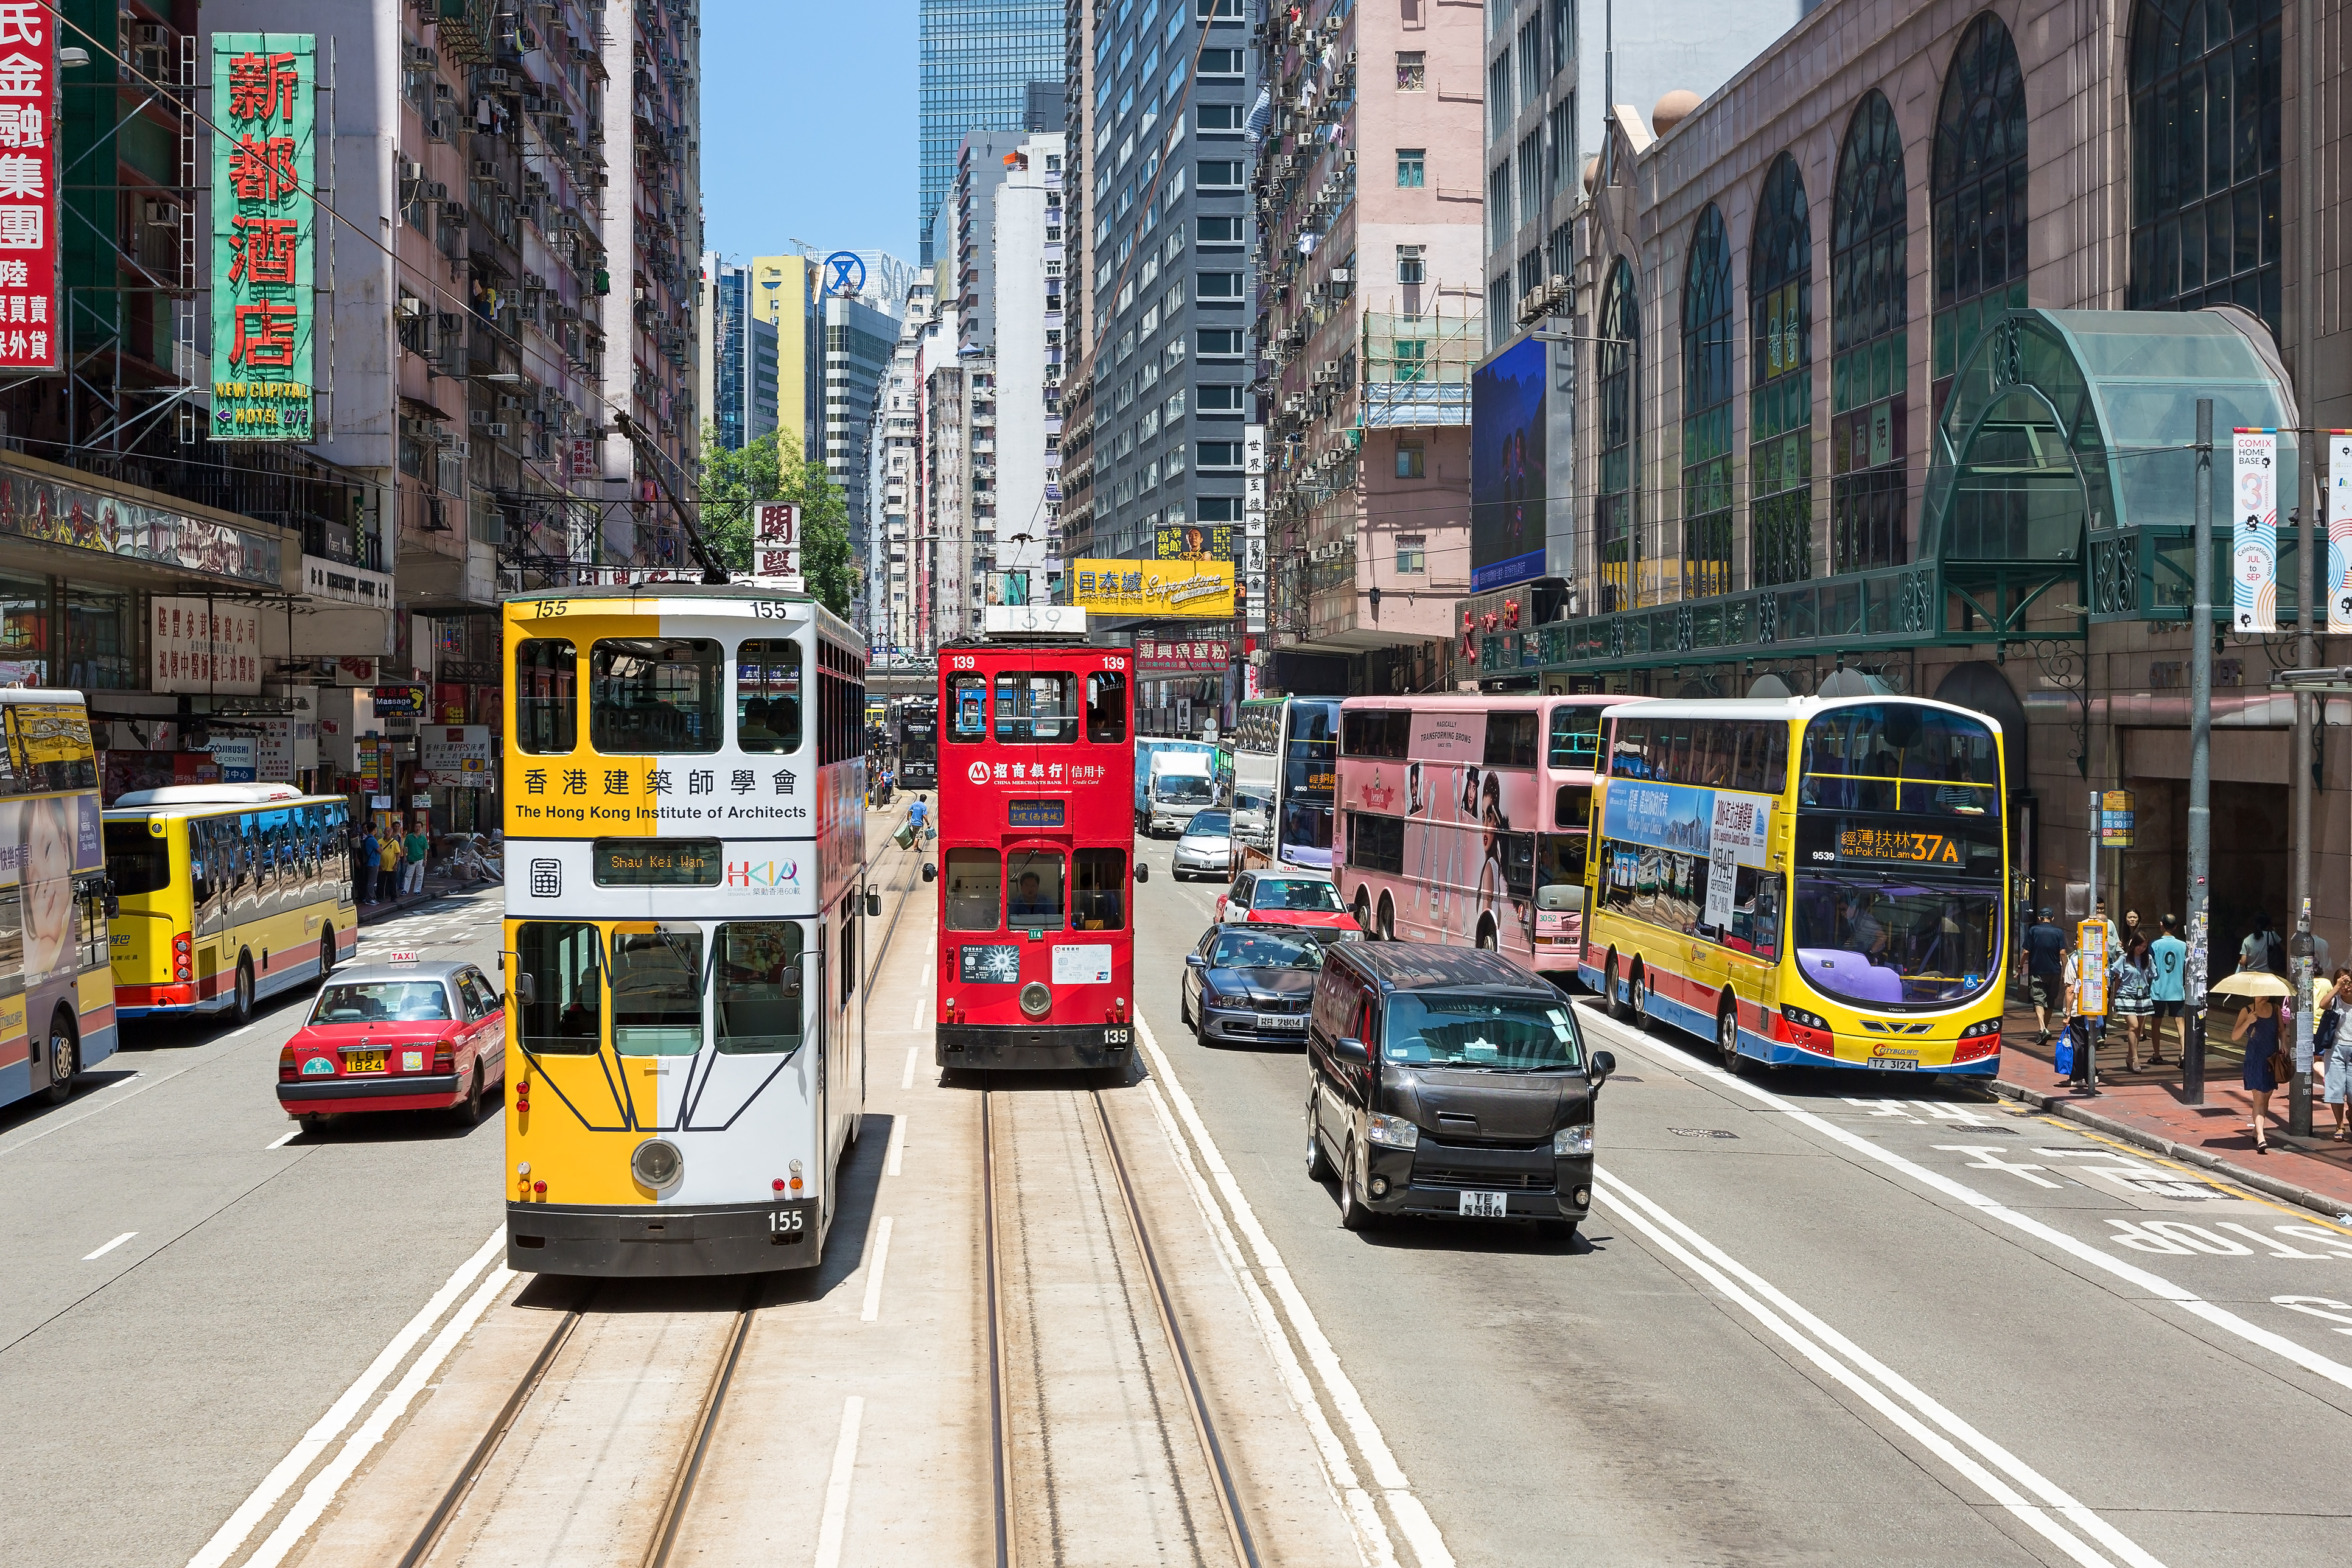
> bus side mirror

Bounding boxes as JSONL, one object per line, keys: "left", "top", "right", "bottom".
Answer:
{"left": 866, "top": 884, "right": 881, "bottom": 917}
{"left": 1537, "top": 884, "right": 1584, "bottom": 914}
{"left": 1133, "top": 863, "right": 1149, "bottom": 883}
{"left": 514, "top": 973, "right": 536, "bottom": 1006}
{"left": 922, "top": 863, "right": 937, "bottom": 883}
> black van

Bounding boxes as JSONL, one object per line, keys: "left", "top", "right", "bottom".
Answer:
{"left": 1305, "top": 944, "right": 1612, "bottom": 1235}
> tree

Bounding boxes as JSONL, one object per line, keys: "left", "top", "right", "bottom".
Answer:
{"left": 698, "top": 425, "right": 859, "bottom": 618}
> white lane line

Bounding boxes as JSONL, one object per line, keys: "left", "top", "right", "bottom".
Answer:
{"left": 82, "top": 1231, "right": 136, "bottom": 1261}
{"left": 919, "top": 961, "right": 931, "bottom": 986}
{"left": 900, "top": 1045, "right": 918, "bottom": 1090}
{"left": 811, "top": 1395, "right": 866, "bottom": 1568}
{"left": 912, "top": 993, "right": 927, "bottom": 1031}
{"left": 859, "top": 1217, "right": 894, "bottom": 1323}
{"left": 265, "top": 1127, "right": 300, "bottom": 1150}
{"left": 1587, "top": 1012, "right": 2352, "bottom": 1395}
{"left": 1138, "top": 1015, "right": 1440, "bottom": 1567}
{"left": 237, "top": 1262, "right": 515, "bottom": 1568}
{"left": 185, "top": 1228, "right": 504, "bottom": 1568}
{"left": 884, "top": 1116, "right": 906, "bottom": 1177}
{"left": 1595, "top": 1171, "right": 2161, "bottom": 1568}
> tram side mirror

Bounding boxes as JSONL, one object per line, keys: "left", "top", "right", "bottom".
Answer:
{"left": 865, "top": 884, "right": 881, "bottom": 917}
{"left": 1133, "top": 863, "right": 1149, "bottom": 883}
{"left": 1590, "top": 1049, "right": 1617, "bottom": 1091}
{"left": 922, "top": 862, "right": 937, "bottom": 883}
{"left": 1536, "top": 884, "right": 1585, "bottom": 914}
{"left": 514, "top": 973, "right": 536, "bottom": 1006}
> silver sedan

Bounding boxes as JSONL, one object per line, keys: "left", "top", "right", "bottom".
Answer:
{"left": 1171, "top": 809, "right": 1234, "bottom": 881}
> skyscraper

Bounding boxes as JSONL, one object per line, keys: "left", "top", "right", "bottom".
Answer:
{"left": 919, "top": 0, "right": 1062, "bottom": 264}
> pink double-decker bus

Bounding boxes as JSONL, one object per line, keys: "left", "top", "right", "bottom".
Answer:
{"left": 1332, "top": 695, "right": 1612, "bottom": 977}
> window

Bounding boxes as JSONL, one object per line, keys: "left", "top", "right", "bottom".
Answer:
{"left": 1831, "top": 91, "right": 1910, "bottom": 575}
{"left": 1487, "top": 52, "right": 1511, "bottom": 141}
{"left": 1198, "top": 440, "right": 1243, "bottom": 469}
{"left": 1396, "top": 243, "right": 1425, "bottom": 284}
{"left": 1518, "top": 130, "right": 1541, "bottom": 220}
{"left": 1196, "top": 0, "right": 1241, "bottom": 16}
{"left": 1517, "top": 17, "right": 1542, "bottom": 113}
{"left": 715, "top": 920, "right": 805, "bottom": 1054}
{"left": 1595, "top": 257, "right": 1639, "bottom": 612}
{"left": 1198, "top": 102, "right": 1241, "bottom": 130}
{"left": 1347, "top": 810, "right": 1405, "bottom": 873}
{"left": 1086, "top": 671, "right": 1129, "bottom": 741}
{"left": 1487, "top": 161, "right": 1511, "bottom": 250}
{"left": 1005, "top": 849, "right": 1068, "bottom": 929}
{"left": 590, "top": 639, "right": 723, "bottom": 752}
{"left": 1751, "top": 152, "right": 1814, "bottom": 589}
{"left": 1682, "top": 205, "right": 1734, "bottom": 599}
{"left": 736, "top": 638, "right": 803, "bottom": 751}
{"left": 103, "top": 821, "right": 169, "bottom": 895}
{"left": 515, "top": 920, "right": 601, "bottom": 1055}
{"left": 1196, "top": 383, "right": 1244, "bottom": 411}
{"left": 993, "top": 671, "right": 1078, "bottom": 742}
{"left": 2127, "top": 0, "right": 2281, "bottom": 333}
{"left": 1164, "top": 338, "right": 1189, "bottom": 373}
{"left": 1932, "top": 13, "right": 2028, "bottom": 411}
{"left": 610, "top": 929, "right": 704, "bottom": 1056}
{"left": 1199, "top": 49, "right": 1244, "bottom": 75}
{"left": 1547, "top": 100, "right": 1572, "bottom": 199}
{"left": 1396, "top": 439, "right": 1425, "bottom": 478}
{"left": 1547, "top": 705, "right": 1600, "bottom": 767}
{"left": 1199, "top": 327, "right": 1242, "bottom": 357}
{"left": 314, "top": 979, "right": 452, "bottom": 1023}
{"left": 1550, "top": 0, "right": 1573, "bottom": 73}
{"left": 1197, "top": 270, "right": 1242, "bottom": 297}
{"left": 1396, "top": 534, "right": 1426, "bottom": 572}
{"left": 516, "top": 638, "right": 576, "bottom": 753}
{"left": 948, "top": 673, "right": 988, "bottom": 741}
{"left": 945, "top": 849, "right": 1003, "bottom": 930}
{"left": 1482, "top": 710, "right": 1538, "bottom": 767}
{"left": 1397, "top": 148, "right": 1425, "bottom": 187}
{"left": 1198, "top": 214, "right": 1242, "bottom": 243}
{"left": 1073, "top": 848, "right": 1128, "bottom": 929}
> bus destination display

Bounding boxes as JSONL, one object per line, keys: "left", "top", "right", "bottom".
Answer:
{"left": 1796, "top": 817, "right": 1999, "bottom": 872}
{"left": 593, "top": 838, "right": 724, "bottom": 886}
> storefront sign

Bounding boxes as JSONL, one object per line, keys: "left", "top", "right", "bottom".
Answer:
{"left": 208, "top": 735, "right": 256, "bottom": 782}
{"left": 1155, "top": 522, "right": 1234, "bottom": 561}
{"left": 1068, "top": 558, "right": 1236, "bottom": 618}
{"left": 150, "top": 597, "right": 262, "bottom": 694}
{"left": 1244, "top": 424, "right": 1267, "bottom": 633}
{"left": 0, "top": 465, "right": 282, "bottom": 586}
{"left": 754, "top": 502, "right": 800, "bottom": 578}
{"left": 1135, "top": 635, "right": 1231, "bottom": 673}
{"left": 370, "top": 685, "right": 426, "bottom": 718}
{"left": 420, "top": 724, "right": 491, "bottom": 784}
{"left": 211, "top": 34, "right": 317, "bottom": 439}
{"left": 0, "top": 7, "right": 58, "bottom": 373}
{"left": 301, "top": 552, "right": 392, "bottom": 608}
{"left": 2233, "top": 427, "right": 2278, "bottom": 633}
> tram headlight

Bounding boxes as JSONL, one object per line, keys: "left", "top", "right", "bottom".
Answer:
{"left": 630, "top": 1137, "right": 684, "bottom": 1190}
{"left": 1019, "top": 981, "right": 1053, "bottom": 1018}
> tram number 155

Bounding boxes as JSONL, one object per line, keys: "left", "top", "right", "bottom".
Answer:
{"left": 769, "top": 1208, "right": 807, "bottom": 1234}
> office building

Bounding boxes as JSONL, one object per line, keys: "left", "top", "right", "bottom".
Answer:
{"left": 823, "top": 289, "right": 903, "bottom": 637}
{"left": 919, "top": 0, "right": 1063, "bottom": 264}
{"left": 750, "top": 254, "right": 821, "bottom": 455}
{"left": 710, "top": 259, "right": 782, "bottom": 452}
{"left": 867, "top": 271, "right": 936, "bottom": 652}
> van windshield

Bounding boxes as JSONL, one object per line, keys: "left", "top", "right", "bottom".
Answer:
{"left": 1383, "top": 993, "right": 1583, "bottom": 1070}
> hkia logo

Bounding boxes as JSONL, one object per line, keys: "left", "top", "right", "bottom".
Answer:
{"left": 726, "top": 859, "right": 800, "bottom": 889}
{"left": 968, "top": 760, "right": 992, "bottom": 785}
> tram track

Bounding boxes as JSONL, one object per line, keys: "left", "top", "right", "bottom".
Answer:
{"left": 382, "top": 836, "right": 928, "bottom": 1568}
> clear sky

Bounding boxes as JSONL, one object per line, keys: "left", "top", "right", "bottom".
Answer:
{"left": 700, "top": 0, "right": 919, "bottom": 268}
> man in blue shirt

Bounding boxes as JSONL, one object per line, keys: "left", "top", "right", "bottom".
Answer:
{"left": 2023, "top": 908, "right": 2067, "bottom": 1045}
{"left": 908, "top": 794, "right": 929, "bottom": 844}
{"left": 2147, "top": 913, "right": 2189, "bottom": 1066}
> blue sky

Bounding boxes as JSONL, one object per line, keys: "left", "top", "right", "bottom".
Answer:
{"left": 701, "top": 1, "right": 919, "bottom": 267}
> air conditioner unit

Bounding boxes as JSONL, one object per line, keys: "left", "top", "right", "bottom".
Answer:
{"left": 485, "top": 68, "right": 511, "bottom": 86}
{"left": 406, "top": 44, "right": 437, "bottom": 68}
{"left": 474, "top": 159, "right": 496, "bottom": 178}
{"left": 441, "top": 200, "right": 470, "bottom": 226}
{"left": 141, "top": 199, "right": 177, "bottom": 228}
{"left": 470, "top": 409, "right": 492, "bottom": 427}
{"left": 396, "top": 294, "right": 424, "bottom": 318}
{"left": 486, "top": 422, "right": 509, "bottom": 438}
{"left": 1320, "top": 360, "right": 1340, "bottom": 376}
{"left": 427, "top": 117, "right": 452, "bottom": 141}
{"left": 420, "top": 180, "right": 447, "bottom": 201}
{"left": 449, "top": 441, "right": 469, "bottom": 458}
{"left": 134, "top": 23, "right": 167, "bottom": 46}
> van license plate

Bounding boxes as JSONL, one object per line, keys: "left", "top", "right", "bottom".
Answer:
{"left": 1458, "top": 1191, "right": 1508, "bottom": 1219}
{"left": 1866, "top": 1057, "right": 1917, "bottom": 1071}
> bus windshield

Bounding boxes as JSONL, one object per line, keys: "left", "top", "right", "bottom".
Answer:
{"left": 104, "top": 822, "right": 170, "bottom": 894}
{"left": 1799, "top": 704, "right": 2000, "bottom": 817}
{"left": 1791, "top": 878, "right": 2001, "bottom": 1007}
{"left": 1383, "top": 992, "right": 1583, "bottom": 1070}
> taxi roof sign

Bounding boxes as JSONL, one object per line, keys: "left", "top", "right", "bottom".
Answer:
{"left": 385, "top": 950, "right": 421, "bottom": 964}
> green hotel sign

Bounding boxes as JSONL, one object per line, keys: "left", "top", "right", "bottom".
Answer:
{"left": 211, "top": 35, "right": 315, "bottom": 441}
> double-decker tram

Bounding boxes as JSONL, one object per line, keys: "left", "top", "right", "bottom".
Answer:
{"left": 1579, "top": 695, "right": 2009, "bottom": 1076}
{"left": 896, "top": 696, "right": 938, "bottom": 789}
{"left": 931, "top": 609, "right": 1143, "bottom": 1071}
{"left": 500, "top": 584, "right": 869, "bottom": 1276}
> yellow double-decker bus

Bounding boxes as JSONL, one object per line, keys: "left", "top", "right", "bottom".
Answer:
{"left": 1580, "top": 695, "right": 2009, "bottom": 1077}
{"left": 103, "top": 785, "right": 359, "bottom": 1023}
{"left": 0, "top": 691, "right": 116, "bottom": 1108}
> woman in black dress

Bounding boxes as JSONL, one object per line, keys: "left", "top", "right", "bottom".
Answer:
{"left": 2233, "top": 995, "right": 2283, "bottom": 1152}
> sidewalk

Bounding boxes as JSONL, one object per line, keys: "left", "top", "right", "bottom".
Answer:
{"left": 1991, "top": 995, "right": 2352, "bottom": 1220}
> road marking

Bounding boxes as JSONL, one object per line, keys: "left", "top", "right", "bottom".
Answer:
{"left": 900, "top": 1045, "right": 917, "bottom": 1090}
{"left": 919, "top": 961, "right": 931, "bottom": 986}
{"left": 82, "top": 1231, "right": 136, "bottom": 1261}
{"left": 1588, "top": 1011, "right": 2352, "bottom": 1396}
{"left": 1933, "top": 1144, "right": 2062, "bottom": 1188}
{"left": 911, "top": 993, "right": 926, "bottom": 1031}
{"left": 1594, "top": 1171, "right": 2163, "bottom": 1568}
{"left": 811, "top": 1395, "right": 865, "bottom": 1568}
{"left": 1137, "top": 1015, "right": 1433, "bottom": 1567}
{"left": 265, "top": 1127, "right": 300, "bottom": 1150}
{"left": 884, "top": 1116, "right": 906, "bottom": 1177}
{"left": 859, "top": 1217, "right": 894, "bottom": 1323}
{"left": 185, "top": 1228, "right": 504, "bottom": 1568}
{"left": 237, "top": 1262, "right": 514, "bottom": 1568}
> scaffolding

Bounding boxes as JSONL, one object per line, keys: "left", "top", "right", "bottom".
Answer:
{"left": 1359, "top": 304, "right": 1480, "bottom": 429}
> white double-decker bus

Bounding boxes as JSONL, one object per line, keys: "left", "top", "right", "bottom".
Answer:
{"left": 500, "top": 585, "right": 870, "bottom": 1276}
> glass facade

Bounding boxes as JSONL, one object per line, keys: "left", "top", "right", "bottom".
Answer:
{"left": 920, "top": 0, "right": 1063, "bottom": 264}
{"left": 1595, "top": 257, "right": 1639, "bottom": 612}
{"left": 1830, "top": 90, "right": 1909, "bottom": 576}
{"left": 1931, "top": 13, "right": 2028, "bottom": 414}
{"left": 1749, "top": 153, "right": 1813, "bottom": 589}
{"left": 1681, "top": 206, "right": 1734, "bottom": 600}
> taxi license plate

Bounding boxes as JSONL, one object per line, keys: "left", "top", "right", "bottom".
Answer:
{"left": 1458, "top": 1191, "right": 1509, "bottom": 1219}
{"left": 343, "top": 1050, "right": 388, "bottom": 1074}
{"left": 1255, "top": 1014, "right": 1306, "bottom": 1032}
{"left": 1866, "top": 1057, "right": 1917, "bottom": 1071}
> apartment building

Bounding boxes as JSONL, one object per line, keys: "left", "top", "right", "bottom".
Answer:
{"left": 866, "top": 270, "right": 936, "bottom": 652}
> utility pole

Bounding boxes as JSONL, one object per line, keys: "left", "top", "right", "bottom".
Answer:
{"left": 2294, "top": 478, "right": 2317, "bottom": 1135}
{"left": 2186, "top": 398, "right": 2214, "bottom": 1104}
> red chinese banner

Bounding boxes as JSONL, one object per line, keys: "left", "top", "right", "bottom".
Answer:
{"left": 0, "top": 3, "right": 57, "bottom": 371}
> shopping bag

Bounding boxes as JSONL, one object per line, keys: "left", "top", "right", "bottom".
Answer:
{"left": 2053, "top": 1028, "right": 2074, "bottom": 1078}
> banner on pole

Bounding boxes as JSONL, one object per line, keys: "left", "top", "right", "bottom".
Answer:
{"left": 2231, "top": 427, "right": 2278, "bottom": 633}
{"left": 2329, "top": 432, "right": 2352, "bottom": 635}
{"left": 211, "top": 34, "right": 318, "bottom": 440}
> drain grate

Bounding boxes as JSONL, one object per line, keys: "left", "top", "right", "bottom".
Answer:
{"left": 1667, "top": 1127, "right": 1739, "bottom": 1139}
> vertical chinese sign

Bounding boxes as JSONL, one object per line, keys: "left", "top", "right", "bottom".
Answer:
{"left": 212, "top": 35, "right": 315, "bottom": 439}
{"left": 0, "top": 3, "right": 57, "bottom": 371}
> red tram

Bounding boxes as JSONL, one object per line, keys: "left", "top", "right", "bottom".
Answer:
{"left": 928, "top": 615, "right": 1143, "bottom": 1070}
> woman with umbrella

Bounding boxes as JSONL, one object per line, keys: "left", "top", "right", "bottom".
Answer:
{"left": 2218, "top": 970, "right": 2292, "bottom": 1153}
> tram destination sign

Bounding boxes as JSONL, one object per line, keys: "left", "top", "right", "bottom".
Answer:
{"left": 1007, "top": 799, "right": 1066, "bottom": 828}
{"left": 593, "top": 838, "right": 724, "bottom": 886}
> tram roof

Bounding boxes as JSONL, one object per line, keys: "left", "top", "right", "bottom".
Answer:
{"left": 502, "top": 584, "right": 858, "bottom": 643}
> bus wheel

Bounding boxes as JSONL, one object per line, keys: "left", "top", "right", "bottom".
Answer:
{"left": 42, "top": 1009, "right": 75, "bottom": 1104}
{"left": 1717, "top": 998, "right": 1746, "bottom": 1075}
{"left": 1353, "top": 889, "right": 1372, "bottom": 933}
{"left": 1603, "top": 951, "right": 1629, "bottom": 1022}
{"left": 317, "top": 924, "right": 335, "bottom": 982}
{"left": 1377, "top": 893, "right": 1396, "bottom": 943}
{"left": 1628, "top": 964, "right": 1651, "bottom": 1029}
{"left": 1475, "top": 918, "right": 1499, "bottom": 951}
{"left": 231, "top": 957, "right": 256, "bottom": 1026}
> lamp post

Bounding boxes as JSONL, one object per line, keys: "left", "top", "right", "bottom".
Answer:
{"left": 2186, "top": 399, "right": 2214, "bottom": 1104}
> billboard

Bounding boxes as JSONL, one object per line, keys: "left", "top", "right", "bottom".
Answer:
{"left": 0, "top": 8, "right": 57, "bottom": 373}
{"left": 1155, "top": 522, "right": 1234, "bottom": 560}
{"left": 1069, "top": 559, "right": 1236, "bottom": 618}
{"left": 1470, "top": 337, "right": 1545, "bottom": 593}
{"left": 211, "top": 35, "right": 317, "bottom": 439}
{"left": 2231, "top": 427, "right": 2277, "bottom": 633}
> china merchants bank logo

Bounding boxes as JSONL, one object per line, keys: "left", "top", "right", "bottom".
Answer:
{"left": 968, "top": 760, "right": 992, "bottom": 785}
{"left": 726, "top": 858, "right": 799, "bottom": 890}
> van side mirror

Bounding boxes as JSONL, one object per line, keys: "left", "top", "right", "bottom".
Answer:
{"left": 921, "top": 863, "right": 937, "bottom": 883}
{"left": 865, "top": 884, "right": 881, "bottom": 917}
{"left": 1591, "top": 1049, "right": 1616, "bottom": 1089}
{"left": 1133, "top": 863, "right": 1149, "bottom": 883}
{"left": 1334, "top": 1036, "right": 1369, "bottom": 1066}
{"left": 514, "top": 972, "right": 536, "bottom": 1006}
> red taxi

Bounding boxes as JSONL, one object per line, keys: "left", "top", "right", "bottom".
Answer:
{"left": 1214, "top": 870, "right": 1360, "bottom": 934}
{"left": 276, "top": 956, "right": 507, "bottom": 1130}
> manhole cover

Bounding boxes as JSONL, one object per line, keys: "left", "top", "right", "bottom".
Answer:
{"left": 1668, "top": 1127, "right": 1738, "bottom": 1139}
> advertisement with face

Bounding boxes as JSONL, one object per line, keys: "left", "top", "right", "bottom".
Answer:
{"left": 0, "top": 790, "right": 101, "bottom": 1093}
{"left": 1470, "top": 337, "right": 1547, "bottom": 593}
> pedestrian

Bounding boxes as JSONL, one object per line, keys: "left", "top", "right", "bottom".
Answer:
{"left": 2241, "top": 912, "right": 2287, "bottom": 978}
{"left": 403, "top": 819, "right": 430, "bottom": 895}
{"left": 378, "top": 827, "right": 402, "bottom": 901}
{"left": 2119, "top": 907, "right": 2145, "bottom": 954}
{"left": 2322, "top": 968, "right": 2352, "bottom": 1142}
{"left": 2059, "top": 934, "right": 2101, "bottom": 1092}
{"left": 2024, "top": 906, "right": 2067, "bottom": 1045}
{"left": 908, "top": 793, "right": 929, "bottom": 844}
{"left": 2111, "top": 933, "right": 2155, "bottom": 1071}
{"left": 358, "top": 827, "right": 381, "bottom": 904}
{"left": 2147, "top": 913, "right": 2188, "bottom": 1066}
{"left": 2232, "top": 990, "right": 2284, "bottom": 1152}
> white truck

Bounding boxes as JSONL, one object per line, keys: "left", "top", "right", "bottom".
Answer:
{"left": 1144, "top": 750, "right": 1219, "bottom": 837}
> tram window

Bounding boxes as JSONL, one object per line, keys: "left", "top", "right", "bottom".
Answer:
{"left": 1072, "top": 849, "right": 1127, "bottom": 930}
{"left": 737, "top": 639, "right": 804, "bottom": 752}
{"left": 1006, "top": 850, "right": 1068, "bottom": 929}
{"left": 589, "top": 639, "right": 724, "bottom": 754}
{"left": 1085, "top": 671, "right": 1129, "bottom": 743}
{"left": 945, "top": 849, "right": 1004, "bottom": 929}
{"left": 610, "top": 929, "right": 705, "bottom": 1055}
{"left": 516, "top": 639, "right": 578, "bottom": 754}
{"left": 993, "top": 672, "right": 1078, "bottom": 744}
{"left": 949, "top": 675, "right": 989, "bottom": 743}
{"left": 715, "top": 921, "right": 806, "bottom": 1054}
{"left": 516, "top": 920, "right": 601, "bottom": 1055}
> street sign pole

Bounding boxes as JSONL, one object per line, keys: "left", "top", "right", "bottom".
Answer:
{"left": 2084, "top": 789, "right": 2101, "bottom": 1094}
{"left": 2186, "top": 400, "right": 2214, "bottom": 1104}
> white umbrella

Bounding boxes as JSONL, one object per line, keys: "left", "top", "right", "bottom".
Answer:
{"left": 2210, "top": 970, "right": 2292, "bottom": 999}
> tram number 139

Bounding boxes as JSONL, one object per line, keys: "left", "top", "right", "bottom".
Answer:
{"left": 769, "top": 1208, "right": 807, "bottom": 1234}
{"left": 1104, "top": 1027, "right": 1132, "bottom": 1046}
